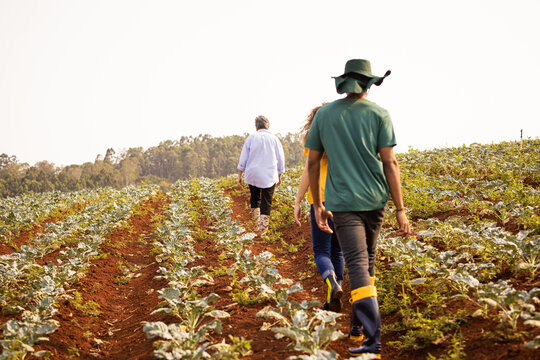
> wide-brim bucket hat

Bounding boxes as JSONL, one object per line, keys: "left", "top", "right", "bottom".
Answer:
{"left": 333, "top": 59, "right": 391, "bottom": 94}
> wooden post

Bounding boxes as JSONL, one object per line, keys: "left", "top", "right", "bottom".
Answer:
{"left": 520, "top": 129, "right": 523, "bottom": 150}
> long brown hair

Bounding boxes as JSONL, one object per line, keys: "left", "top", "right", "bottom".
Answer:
{"left": 299, "top": 102, "right": 329, "bottom": 143}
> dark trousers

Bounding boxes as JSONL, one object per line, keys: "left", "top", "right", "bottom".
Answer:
{"left": 332, "top": 209, "right": 384, "bottom": 290}
{"left": 249, "top": 184, "right": 275, "bottom": 216}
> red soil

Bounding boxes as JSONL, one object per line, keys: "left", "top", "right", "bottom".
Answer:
{"left": 34, "top": 194, "right": 171, "bottom": 359}
{"left": 21, "top": 190, "right": 539, "bottom": 359}
{"left": 0, "top": 205, "right": 79, "bottom": 256}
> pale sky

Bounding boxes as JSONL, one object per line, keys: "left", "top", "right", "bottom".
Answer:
{"left": 1, "top": 0, "right": 539, "bottom": 166}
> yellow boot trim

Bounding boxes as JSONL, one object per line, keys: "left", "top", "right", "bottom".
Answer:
{"left": 325, "top": 278, "right": 332, "bottom": 303}
{"left": 348, "top": 353, "right": 380, "bottom": 359}
{"left": 370, "top": 277, "right": 376, "bottom": 286}
{"left": 350, "top": 285, "right": 377, "bottom": 303}
{"left": 349, "top": 353, "right": 381, "bottom": 360}
{"left": 349, "top": 334, "right": 366, "bottom": 342}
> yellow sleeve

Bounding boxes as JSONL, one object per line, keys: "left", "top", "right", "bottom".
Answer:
{"left": 304, "top": 148, "right": 327, "bottom": 204}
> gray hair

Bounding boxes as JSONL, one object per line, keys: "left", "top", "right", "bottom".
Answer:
{"left": 255, "top": 115, "right": 270, "bottom": 130}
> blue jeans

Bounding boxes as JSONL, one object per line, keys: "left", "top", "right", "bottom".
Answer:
{"left": 310, "top": 205, "right": 344, "bottom": 283}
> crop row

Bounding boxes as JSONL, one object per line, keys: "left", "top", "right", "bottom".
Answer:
{"left": 374, "top": 140, "right": 539, "bottom": 354}
{"left": 0, "top": 189, "right": 104, "bottom": 245}
{"left": 145, "top": 177, "right": 355, "bottom": 360}
{"left": 143, "top": 178, "right": 252, "bottom": 359}
{"left": 0, "top": 184, "right": 159, "bottom": 359}
{"left": 399, "top": 139, "right": 539, "bottom": 231}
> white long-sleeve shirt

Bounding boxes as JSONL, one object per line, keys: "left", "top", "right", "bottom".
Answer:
{"left": 237, "top": 129, "right": 285, "bottom": 188}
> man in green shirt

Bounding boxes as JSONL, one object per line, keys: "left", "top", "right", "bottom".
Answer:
{"left": 305, "top": 59, "right": 410, "bottom": 358}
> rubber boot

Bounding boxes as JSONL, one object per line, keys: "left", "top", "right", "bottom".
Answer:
{"left": 350, "top": 277, "right": 375, "bottom": 342}
{"left": 348, "top": 285, "right": 381, "bottom": 358}
{"left": 259, "top": 214, "right": 270, "bottom": 237}
{"left": 349, "top": 313, "right": 365, "bottom": 342}
{"left": 250, "top": 208, "right": 260, "bottom": 233}
{"left": 322, "top": 270, "right": 343, "bottom": 312}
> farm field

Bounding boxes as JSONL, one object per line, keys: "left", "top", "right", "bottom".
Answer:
{"left": 0, "top": 139, "right": 539, "bottom": 360}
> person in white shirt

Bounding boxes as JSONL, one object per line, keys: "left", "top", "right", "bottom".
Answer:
{"left": 237, "top": 115, "right": 285, "bottom": 236}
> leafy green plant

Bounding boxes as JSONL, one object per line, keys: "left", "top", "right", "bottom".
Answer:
{"left": 0, "top": 314, "right": 58, "bottom": 359}
{"left": 229, "top": 250, "right": 293, "bottom": 304}
{"left": 476, "top": 281, "right": 539, "bottom": 332}
{"left": 67, "top": 346, "right": 80, "bottom": 359}
{"left": 260, "top": 308, "right": 345, "bottom": 356}
{"left": 146, "top": 178, "right": 257, "bottom": 359}
{"left": 69, "top": 291, "right": 102, "bottom": 317}
{"left": 257, "top": 282, "right": 344, "bottom": 358}
{"left": 152, "top": 291, "right": 229, "bottom": 329}
{"left": 427, "top": 332, "right": 467, "bottom": 360}
{"left": 144, "top": 322, "right": 251, "bottom": 360}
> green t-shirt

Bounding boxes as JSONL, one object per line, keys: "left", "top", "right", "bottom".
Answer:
{"left": 304, "top": 98, "right": 396, "bottom": 211}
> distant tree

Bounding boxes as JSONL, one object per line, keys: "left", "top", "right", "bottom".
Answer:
{"left": 0, "top": 153, "right": 17, "bottom": 169}
{"left": 119, "top": 157, "right": 141, "bottom": 186}
{"left": 63, "top": 165, "right": 83, "bottom": 181}
{"left": 0, "top": 133, "right": 303, "bottom": 197}
{"left": 34, "top": 161, "right": 56, "bottom": 175}
{"left": 104, "top": 148, "right": 116, "bottom": 164}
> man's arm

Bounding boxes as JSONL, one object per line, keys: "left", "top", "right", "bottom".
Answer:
{"left": 276, "top": 139, "right": 285, "bottom": 175}
{"left": 237, "top": 137, "right": 251, "bottom": 188}
{"left": 379, "top": 146, "right": 410, "bottom": 236}
{"left": 273, "top": 138, "right": 285, "bottom": 188}
{"left": 307, "top": 149, "right": 333, "bottom": 233}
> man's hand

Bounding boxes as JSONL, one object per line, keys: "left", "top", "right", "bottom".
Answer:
{"left": 396, "top": 210, "right": 410, "bottom": 236}
{"left": 379, "top": 146, "right": 410, "bottom": 237}
{"left": 313, "top": 204, "right": 333, "bottom": 234}
{"left": 237, "top": 171, "right": 243, "bottom": 188}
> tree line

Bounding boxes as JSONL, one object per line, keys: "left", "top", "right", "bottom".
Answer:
{"left": 0, "top": 133, "right": 304, "bottom": 198}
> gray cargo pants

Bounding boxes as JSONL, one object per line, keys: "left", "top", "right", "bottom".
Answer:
{"left": 332, "top": 209, "right": 385, "bottom": 290}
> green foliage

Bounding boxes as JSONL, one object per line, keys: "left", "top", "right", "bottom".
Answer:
{"left": 146, "top": 178, "right": 256, "bottom": 359}
{"left": 67, "top": 346, "right": 80, "bottom": 359}
{"left": 427, "top": 332, "right": 467, "bottom": 360}
{"left": 114, "top": 276, "right": 130, "bottom": 285}
{"left": 388, "top": 307, "right": 467, "bottom": 350}
{"left": 229, "top": 250, "right": 293, "bottom": 304}
{"left": 257, "top": 283, "right": 345, "bottom": 358}
{"left": 144, "top": 322, "right": 251, "bottom": 360}
{"left": 376, "top": 139, "right": 540, "bottom": 353}
{"left": 287, "top": 236, "right": 305, "bottom": 253}
{"left": 2, "top": 140, "right": 538, "bottom": 358}
{"left": 476, "top": 281, "right": 539, "bottom": 332}
{"left": 0, "top": 132, "right": 304, "bottom": 198}
{"left": 69, "top": 291, "right": 102, "bottom": 317}
{"left": 0, "top": 314, "right": 59, "bottom": 359}
{"left": 0, "top": 184, "right": 159, "bottom": 358}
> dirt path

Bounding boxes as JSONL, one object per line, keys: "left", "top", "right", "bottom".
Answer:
{"left": 34, "top": 193, "right": 170, "bottom": 359}
{"left": 25, "top": 188, "right": 538, "bottom": 360}
{"left": 222, "top": 189, "right": 348, "bottom": 359}
{"left": 223, "top": 191, "right": 539, "bottom": 360}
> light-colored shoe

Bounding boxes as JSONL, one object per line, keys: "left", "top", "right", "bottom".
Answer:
{"left": 259, "top": 214, "right": 270, "bottom": 236}
{"left": 250, "top": 208, "right": 260, "bottom": 232}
